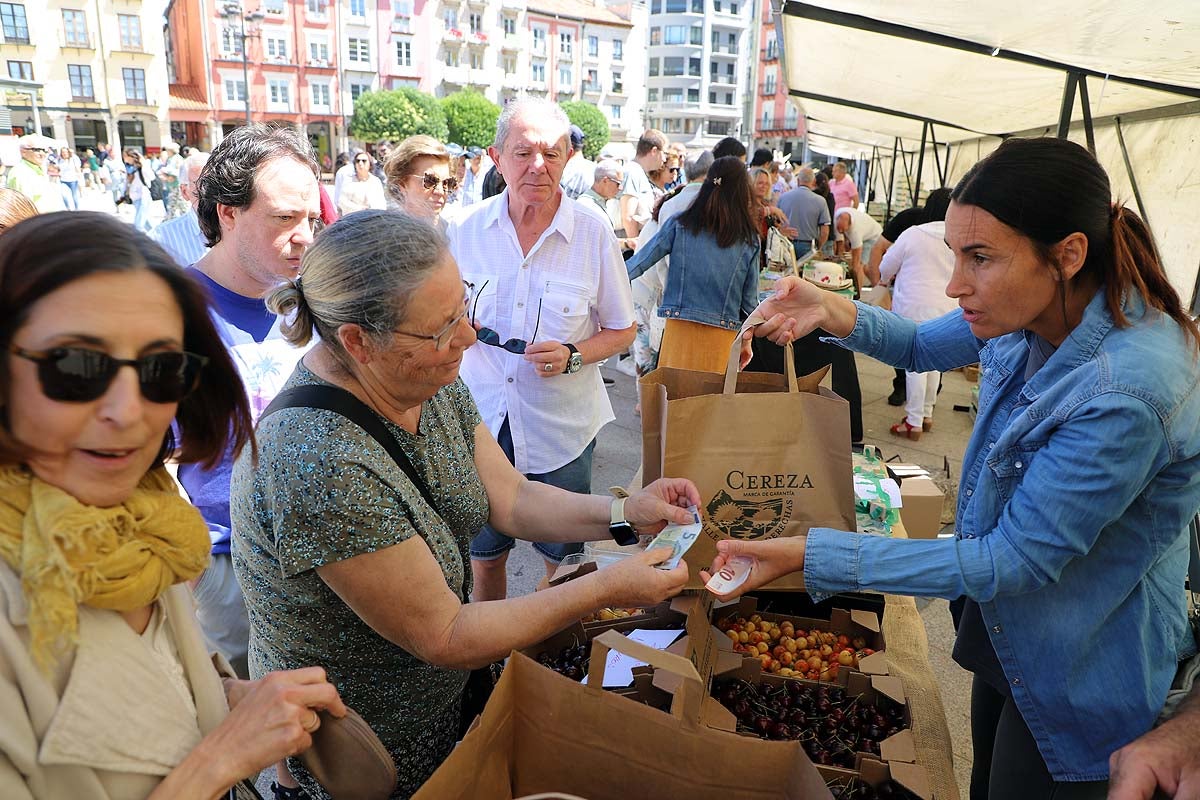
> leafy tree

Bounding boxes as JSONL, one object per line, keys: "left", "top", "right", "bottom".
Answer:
{"left": 349, "top": 88, "right": 449, "bottom": 143}
{"left": 559, "top": 101, "right": 610, "bottom": 160}
{"left": 441, "top": 90, "right": 501, "bottom": 148}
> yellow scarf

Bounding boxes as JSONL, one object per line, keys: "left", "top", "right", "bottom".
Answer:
{"left": 0, "top": 464, "right": 211, "bottom": 672}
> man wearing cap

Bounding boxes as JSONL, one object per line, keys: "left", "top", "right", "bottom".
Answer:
{"left": 6, "top": 134, "right": 65, "bottom": 213}
{"left": 158, "top": 140, "right": 187, "bottom": 219}
{"left": 460, "top": 146, "right": 488, "bottom": 207}
{"left": 559, "top": 125, "right": 595, "bottom": 200}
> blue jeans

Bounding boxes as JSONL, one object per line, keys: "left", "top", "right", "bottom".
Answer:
{"left": 793, "top": 240, "right": 813, "bottom": 259}
{"left": 470, "top": 418, "right": 596, "bottom": 564}
{"left": 133, "top": 196, "right": 152, "bottom": 232}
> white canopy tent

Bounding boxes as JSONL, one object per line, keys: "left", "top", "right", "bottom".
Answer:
{"left": 776, "top": 1, "right": 1200, "bottom": 307}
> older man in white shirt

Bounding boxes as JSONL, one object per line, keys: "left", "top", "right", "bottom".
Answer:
{"left": 447, "top": 97, "right": 636, "bottom": 600}
{"left": 148, "top": 150, "right": 210, "bottom": 267}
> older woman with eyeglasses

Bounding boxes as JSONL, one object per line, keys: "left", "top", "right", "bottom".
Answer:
{"left": 382, "top": 136, "right": 459, "bottom": 229}
{"left": 335, "top": 151, "right": 386, "bottom": 217}
{"left": 231, "top": 209, "right": 696, "bottom": 799}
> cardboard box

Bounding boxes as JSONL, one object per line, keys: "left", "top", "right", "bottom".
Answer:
{"left": 898, "top": 476, "right": 945, "bottom": 539}
{"left": 818, "top": 758, "right": 933, "bottom": 800}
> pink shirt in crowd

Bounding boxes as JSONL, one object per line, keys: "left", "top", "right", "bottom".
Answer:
{"left": 831, "top": 176, "right": 858, "bottom": 210}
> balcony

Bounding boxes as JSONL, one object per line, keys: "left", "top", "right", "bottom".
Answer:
{"left": 528, "top": 78, "right": 547, "bottom": 92}
{"left": 60, "top": 32, "right": 95, "bottom": 50}
{"left": 501, "top": 72, "right": 523, "bottom": 89}
{"left": 441, "top": 64, "right": 468, "bottom": 84}
{"left": 760, "top": 82, "right": 777, "bottom": 96}
{"left": 468, "top": 68, "right": 489, "bottom": 85}
{"left": 709, "top": 74, "right": 737, "bottom": 87}
{"left": 582, "top": 48, "right": 599, "bottom": 63}
{"left": 609, "top": 84, "right": 625, "bottom": 96}
{"left": 307, "top": 58, "right": 334, "bottom": 69}
{"left": 500, "top": 32, "right": 521, "bottom": 51}
{"left": 761, "top": 46, "right": 778, "bottom": 61}
{"left": 391, "top": 15, "right": 412, "bottom": 33}
{"left": 466, "top": 0, "right": 487, "bottom": 9}
{"left": 500, "top": 0, "right": 524, "bottom": 9}
{"left": 467, "top": 31, "right": 488, "bottom": 46}
{"left": 113, "top": 41, "right": 152, "bottom": 55}
{"left": 444, "top": 27, "right": 464, "bottom": 42}
{"left": 710, "top": 44, "right": 738, "bottom": 57}
{"left": 555, "top": 83, "right": 573, "bottom": 96}
{"left": 531, "top": 39, "right": 546, "bottom": 57}
{"left": 581, "top": 81, "right": 601, "bottom": 96}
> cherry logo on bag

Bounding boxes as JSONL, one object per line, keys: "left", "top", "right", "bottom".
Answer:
{"left": 704, "top": 490, "right": 792, "bottom": 541}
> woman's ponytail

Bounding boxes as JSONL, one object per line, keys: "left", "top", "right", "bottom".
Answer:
{"left": 267, "top": 279, "right": 316, "bottom": 348}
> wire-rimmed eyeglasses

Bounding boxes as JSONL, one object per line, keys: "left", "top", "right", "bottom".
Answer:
{"left": 392, "top": 280, "right": 473, "bottom": 350}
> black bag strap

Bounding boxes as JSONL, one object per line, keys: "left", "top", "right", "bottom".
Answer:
{"left": 260, "top": 384, "right": 439, "bottom": 513}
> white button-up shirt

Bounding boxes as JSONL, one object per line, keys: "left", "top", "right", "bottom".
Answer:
{"left": 447, "top": 190, "right": 635, "bottom": 474}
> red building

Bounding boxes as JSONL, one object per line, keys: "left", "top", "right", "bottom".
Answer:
{"left": 751, "top": 0, "right": 803, "bottom": 157}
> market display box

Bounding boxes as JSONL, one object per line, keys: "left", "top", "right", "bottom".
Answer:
{"left": 885, "top": 463, "right": 946, "bottom": 540}
{"left": 819, "top": 758, "right": 933, "bottom": 800}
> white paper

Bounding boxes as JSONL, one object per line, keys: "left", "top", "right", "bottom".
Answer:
{"left": 592, "top": 628, "right": 685, "bottom": 688}
{"left": 853, "top": 475, "right": 903, "bottom": 508}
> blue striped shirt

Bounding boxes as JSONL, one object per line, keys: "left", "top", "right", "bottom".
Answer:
{"left": 148, "top": 209, "right": 208, "bottom": 268}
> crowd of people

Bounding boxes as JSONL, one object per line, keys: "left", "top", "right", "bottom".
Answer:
{"left": 0, "top": 99, "right": 1198, "bottom": 800}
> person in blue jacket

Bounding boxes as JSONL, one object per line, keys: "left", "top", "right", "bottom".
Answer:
{"left": 625, "top": 155, "right": 760, "bottom": 373}
{"left": 710, "top": 136, "right": 1200, "bottom": 799}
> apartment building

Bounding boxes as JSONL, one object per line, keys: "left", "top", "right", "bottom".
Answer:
{"left": 750, "top": 0, "right": 803, "bottom": 156}
{"left": 640, "top": 0, "right": 750, "bottom": 147}
{"left": 2, "top": 0, "right": 170, "bottom": 153}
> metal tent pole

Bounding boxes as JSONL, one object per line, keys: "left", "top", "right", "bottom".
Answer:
{"left": 913, "top": 120, "right": 928, "bottom": 207}
{"left": 1114, "top": 116, "right": 1149, "bottom": 227}
{"left": 1078, "top": 75, "right": 1096, "bottom": 154}
{"left": 885, "top": 136, "right": 899, "bottom": 222}
{"left": 1057, "top": 72, "right": 1079, "bottom": 138}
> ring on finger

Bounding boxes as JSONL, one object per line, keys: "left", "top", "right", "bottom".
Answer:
{"left": 544, "top": 362, "right": 554, "bottom": 372}
{"left": 302, "top": 710, "right": 321, "bottom": 733}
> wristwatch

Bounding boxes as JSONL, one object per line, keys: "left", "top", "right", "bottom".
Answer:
{"left": 563, "top": 343, "right": 584, "bottom": 374}
{"left": 608, "top": 497, "right": 639, "bottom": 546}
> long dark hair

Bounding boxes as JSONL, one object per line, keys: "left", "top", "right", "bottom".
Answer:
{"left": 676, "top": 156, "right": 758, "bottom": 249}
{"left": 0, "top": 212, "right": 255, "bottom": 468}
{"left": 952, "top": 137, "right": 1199, "bottom": 348}
{"left": 923, "top": 188, "right": 952, "bottom": 222}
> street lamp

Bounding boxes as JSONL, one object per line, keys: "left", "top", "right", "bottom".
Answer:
{"left": 223, "top": 2, "right": 265, "bottom": 124}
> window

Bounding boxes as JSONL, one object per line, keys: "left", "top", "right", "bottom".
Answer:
{"left": 558, "top": 66, "right": 571, "bottom": 85}
{"left": 612, "top": 39, "right": 622, "bottom": 61}
{"left": 664, "top": 0, "right": 685, "bottom": 10}
{"left": 470, "top": 50, "right": 483, "bottom": 69}
{"left": 266, "top": 36, "right": 288, "bottom": 59}
{"left": 612, "top": 72, "right": 622, "bottom": 93}
{"left": 765, "top": 35, "right": 777, "bottom": 60}
{"left": 311, "top": 83, "right": 330, "bottom": 107}
{"left": 763, "top": 68, "right": 776, "bottom": 95}
{"left": 663, "top": 88, "right": 682, "bottom": 102}
{"left": 118, "top": 14, "right": 141, "bottom": 49}
{"left": 661, "top": 117, "right": 680, "bottom": 133}
{"left": 707, "top": 120, "right": 730, "bottom": 136}
{"left": 731, "top": 2, "right": 738, "bottom": 13}
{"left": 761, "top": 110, "right": 770, "bottom": 129}
{"left": 443, "top": 8, "right": 457, "bottom": 28}
{"left": 502, "top": 54, "right": 516, "bottom": 74}
{"left": 306, "top": 0, "right": 328, "bottom": 15}
{"left": 610, "top": 104, "right": 621, "bottom": 120}
{"left": 727, "top": 32, "right": 736, "bottom": 52}
{"left": 221, "top": 28, "right": 243, "bottom": 55}
{"left": 310, "top": 40, "right": 329, "bottom": 62}
{"left": 122, "top": 67, "right": 146, "bottom": 102}
{"left": 395, "top": 39, "right": 411, "bottom": 66}
{"left": 348, "top": 37, "right": 369, "bottom": 62}
{"left": 502, "top": 17, "right": 515, "bottom": 35}
{"left": 531, "top": 62, "right": 545, "bottom": 82}
{"left": 691, "top": 0, "right": 702, "bottom": 11}
{"left": 648, "top": 58, "right": 659, "bottom": 76}
{"left": 62, "top": 9, "right": 88, "bottom": 46}
{"left": 663, "top": 56, "right": 684, "bottom": 76}
{"left": 225, "top": 78, "right": 247, "bottom": 102}
{"left": 7, "top": 60, "right": 31, "bottom": 80}
{"left": 349, "top": 83, "right": 370, "bottom": 100}
{"left": 687, "top": 87, "right": 698, "bottom": 102}
{"left": 444, "top": 46, "right": 459, "bottom": 66}
{"left": 683, "top": 119, "right": 698, "bottom": 134}
{"left": 587, "top": 35, "right": 598, "bottom": 57}
{"left": 708, "top": 90, "right": 715, "bottom": 103}
{"left": 559, "top": 32, "right": 572, "bottom": 55}
{"left": 532, "top": 28, "right": 546, "bottom": 54}
{"left": 725, "top": 62, "right": 735, "bottom": 80}
{"left": 713, "top": 0, "right": 720, "bottom": 10}
{"left": 650, "top": 0, "right": 661, "bottom": 11}
{"left": 585, "top": 68, "right": 598, "bottom": 89}
{"left": 1, "top": 2, "right": 29, "bottom": 43}
{"left": 350, "top": 0, "right": 365, "bottom": 16}
{"left": 67, "top": 64, "right": 93, "bottom": 99}
{"left": 664, "top": 25, "right": 686, "bottom": 45}
{"left": 649, "top": 27, "right": 660, "bottom": 46}
{"left": 647, "top": 88, "right": 658, "bottom": 101}
{"left": 469, "top": 12, "right": 482, "bottom": 33}
{"left": 264, "top": 0, "right": 285, "bottom": 12}
{"left": 690, "top": 25, "right": 703, "bottom": 45}
{"left": 688, "top": 57, "right": 700, "bottom": 76}
{"left": 268, "top": 78, "right": 290, "bottom": 106}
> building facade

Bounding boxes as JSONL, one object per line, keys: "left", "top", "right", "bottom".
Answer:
{"left": 2, "top": 0, "right": 171, "bottom": 154}
{"left": 640, "top": 0, "right": 750, "bottom": 148}
{"left": 750, "top": 0, "right": 804, "bottom": 157}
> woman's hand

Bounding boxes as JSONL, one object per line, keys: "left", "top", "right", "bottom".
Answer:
{"left": 624, "top": 478, "right": 703, "bottom": 534}
{"left": 198, "top": 667, "right": 347, "bottom": 789}
{"left": 699, "top": 537, "right": 807, "bottom": 601}
{"left": 600, "top": 546, "right": 690, "bottom": 608}
{"left": 1108, "top": 700, "right": 1200, "bottom": 800}
{"left": 749, "top": 276, "right": 828, "bottom": 346}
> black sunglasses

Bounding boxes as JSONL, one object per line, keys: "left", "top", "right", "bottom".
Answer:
{"left": 421, "top": 172, "right": 459, "bottom": 192}
{"left": 12, "top": 346, "right": 208, "bottom": 403}
{"left": 470, "top": 280, "right": 541, "bottom": 354}
{"left": 355, "top": 157, "right": 370, "bottom": 163}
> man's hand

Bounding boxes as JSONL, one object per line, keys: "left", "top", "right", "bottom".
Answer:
{"left": 524, "top": 340, "right": 571, "bottom": 378}
{"left": 1109, "top": 701, "right": 1200, "bottom": 800}
{"left": 624, "top": 478, "right": 703, "bottom": 534}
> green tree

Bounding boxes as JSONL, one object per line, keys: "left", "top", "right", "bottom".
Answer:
{"left": 441, "top": 90, "right": 501, "bottom": 148}
{"left": 559, "top": 101, "right": 610, "bottom": 160}
{"left": 349, "top": 88, "right": 449, "bottom": 143}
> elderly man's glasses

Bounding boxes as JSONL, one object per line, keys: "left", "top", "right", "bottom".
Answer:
{"left": 393, "top": 280, "right": 473, "bottom": 350}
{"left": 470, "top": 280, "right": 541, "bottom": 354}
{"left": 24, "top": 147, "right": 48, "bottom": 154}
{"left": 354, "top": 157, "right": 370, "bottom": 164}
{"left": 421, "top": 172, "right": 459, "bottom": 193}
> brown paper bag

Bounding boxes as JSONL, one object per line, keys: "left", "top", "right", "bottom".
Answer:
{"left": 413, "top": 630, "right": 832, "bottom": 800}
{"left": 640, "top": 338, "right": 856, "bottom": 589}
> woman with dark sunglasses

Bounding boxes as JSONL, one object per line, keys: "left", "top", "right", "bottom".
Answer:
{"left": 382, "top": 136, "right": 458, "bottom": 230}
{"left": 232, "top": 209, "right": 697, "bottom": 799}
{"left": 335, "top": 151, "right": 386, "bottom": 218}
{"left": 0, "top": 212, "right": 347, "bottom": 799}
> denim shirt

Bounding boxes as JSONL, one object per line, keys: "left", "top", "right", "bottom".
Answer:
{"left": 804, "top": 290, "right": 1200, "bottom": 780}
{"left": 626, "top": 216, "right": 760, "bottom": 331}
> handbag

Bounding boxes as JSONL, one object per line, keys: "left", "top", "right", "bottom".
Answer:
{"left": 261, "top": 384, "right": 500, "bottom": 737}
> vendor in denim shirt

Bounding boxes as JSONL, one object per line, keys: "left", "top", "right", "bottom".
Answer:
{"left": 713, "top": 137, "right": 1200, "bottom": 799}
{"left": 626, "top": 156, "right": 761, "bottom": 374}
